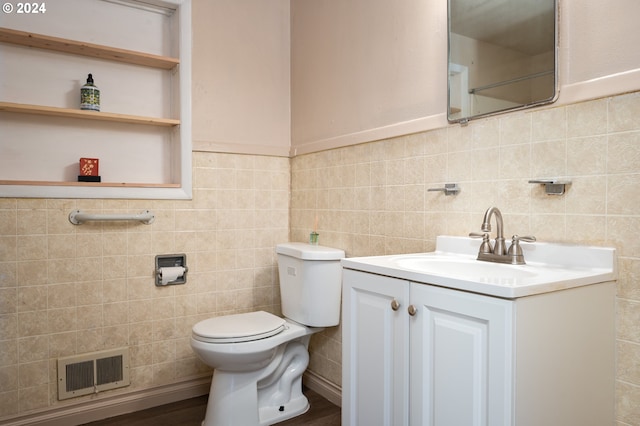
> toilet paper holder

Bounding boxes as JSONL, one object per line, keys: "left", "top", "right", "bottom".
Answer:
{"left": 155, "top": 254, "right": 188, "bottom": 286}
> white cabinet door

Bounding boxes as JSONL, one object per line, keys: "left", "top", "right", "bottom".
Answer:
{"left": 342, "top": 269, "right": 410, "bottom": 426}
{"left": 409, "top": 284, "right": 513, "bottom": 426}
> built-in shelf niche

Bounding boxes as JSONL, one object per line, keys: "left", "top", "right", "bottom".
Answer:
{"left": 0, "top": 0, "right": 192, "bottom": 200}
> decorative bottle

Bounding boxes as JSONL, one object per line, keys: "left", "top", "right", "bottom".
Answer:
{"left": 80, "top": 73, "right": 100, "bottom": 111}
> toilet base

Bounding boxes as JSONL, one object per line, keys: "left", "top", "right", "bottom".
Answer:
{"left": 198, "top": 328, "right": 318, "bottom": 426}
{"left": 258, "top": 394, "right": 309, "bottom": 425}
{"left": 199, "top": 396, "right": 308, "bottom": 426}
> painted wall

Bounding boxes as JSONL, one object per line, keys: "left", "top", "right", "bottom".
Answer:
{"left": 290, "top": 0, "right": 640, "bottom": 154}
{"left": 192, "top": 0, "right": 291, "bottom": 156}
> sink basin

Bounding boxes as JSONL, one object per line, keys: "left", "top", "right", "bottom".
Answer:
{"left": 393, "top": 255, "right": 537, "bottom": 285}
{"left": 341, "top": 236, "right": 616, "bottom": 298}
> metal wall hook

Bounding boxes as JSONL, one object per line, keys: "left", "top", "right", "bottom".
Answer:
{"left": 427, "top": 183, "right": 461, "bottom": 196}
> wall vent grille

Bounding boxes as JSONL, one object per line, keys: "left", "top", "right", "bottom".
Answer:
{"left": 57, "top": 348, "right": 130, "bottom": 400}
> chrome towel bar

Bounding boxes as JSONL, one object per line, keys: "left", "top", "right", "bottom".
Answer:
{"left": 68, "top": 209, "right": 155, "bottom": 225}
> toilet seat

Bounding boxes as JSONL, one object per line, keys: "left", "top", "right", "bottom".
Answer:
{"left": 192, "top": 311, "right": 286, "bottom": 344}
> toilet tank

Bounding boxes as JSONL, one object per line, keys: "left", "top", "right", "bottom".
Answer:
{"left": 276, "top": 243, "right": 345, "bottom": 327}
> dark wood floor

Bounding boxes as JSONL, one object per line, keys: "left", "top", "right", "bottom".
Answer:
{"left": 83, "top": 387, "right": 340, "bottom": 426}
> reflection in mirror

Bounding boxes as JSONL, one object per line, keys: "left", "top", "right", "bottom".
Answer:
{"left": 448, "top": 0, "right": 558, "bottom": 123}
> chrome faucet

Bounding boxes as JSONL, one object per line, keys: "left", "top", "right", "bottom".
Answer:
{"left": 470, "top": 207, "right": 536, "bottom": 265}
{"left": 481, "top": 206, "right": 506, "bottom": 255}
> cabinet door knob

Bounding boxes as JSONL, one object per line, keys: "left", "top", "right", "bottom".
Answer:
{"left": 391, "top": 299, "right": 400, "bottom": 311}
{"left": 408, "top": 305, "right": 417, "bottom": 316}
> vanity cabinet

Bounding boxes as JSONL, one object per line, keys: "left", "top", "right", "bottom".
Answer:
{"left": 342, "top": 268, "right": 615, "bottom": 426}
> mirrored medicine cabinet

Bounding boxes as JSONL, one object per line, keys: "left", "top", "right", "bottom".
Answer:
{"left": 448, "top": 0, "right": 558, "bottom": 123}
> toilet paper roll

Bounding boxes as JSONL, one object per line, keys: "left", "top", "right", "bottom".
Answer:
{"left": 159, "top": 266, "right": 185, "bottom": 285}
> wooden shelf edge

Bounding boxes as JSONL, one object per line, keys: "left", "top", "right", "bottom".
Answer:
{"left": 0, "top": 27, "right": 179, "bottom": 70}
{"left": 0, "top": 101, "right": 180, "bottom": 127}
{"left": 0, "top": 180, "right": 181, "bottom": 188}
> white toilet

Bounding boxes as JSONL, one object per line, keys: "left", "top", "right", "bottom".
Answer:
{"left": 190, "top": 242, "right": 345, "bottom": 426}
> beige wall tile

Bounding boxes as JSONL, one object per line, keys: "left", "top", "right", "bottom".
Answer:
{"left": 618, "top": 258, "right": 640, "bottom": 300}
{"left": 616, "top": 381, "right": 640, "bottom": 425}
{"left": 0, "top": 314, "right": 17, "bottom": 341}
{"left": 565, "top": 176, "right": 607, "bottom": 215}
{"left": 48, "top": 332, "right": 76, "bottom": 359}
{"left": 567, "top": 135, "right": 607, "bottom": 175}
{"left": 567, "top": 98, "right": 608, "bottom": 137}
{"left": 76, "top": 281, "right": 103, "bottom": 306}
{"left": 19, "top": 360, "right": 48, "bottom": 388}
{"left": 531, "top": 106, "right": 566, "bottom": 141}
{"left": 17, "top": 261, "right": 47, "bottom": 286}
{"left": 18, "top": 383, "right": 49, "bottom": 412}
{"left": 77, "top": 329, "right": 104, "bottom": 354}
{"left": 47, "top": 307, "right": 76, "bottom": 334}
{"left": 47, "top": 283, "right": 76, "bottom": 309}
{"left": 130, "top": 343, "right": 153, "bottom": 368}
{"left": 609, "top": 91, "right": 640, "bottom": 132}
{"left": 500, "top": 144, "right": 531, "bottom": 179}
{"left": 129, "top": 322, "right": 153, "bottom": 346}
{"left": 18, "top": 311, "right": 48, "bottom": 338}
{"left": 0, "top": 263, "right": 17, "bottom": 288}
{"left": 471, "top": 119, "right": 500, "bottom": 150}
{"left": 0, "top": 389, "right": 19, "bottom": 417}
{"left": 76, "top": 305, "right": 103, "bottom": 330}
{"left": 16, "top": 210, "right": 45, "bottom": 236}
{"left": 152, "top": 340, "right": 175, "bottom": 365}
{"left": 607, "top": 132, "right": 640, "bottom": 174}
{"left": 608, "top": 174, "right": 640, "bottom": 215}
{"left": 0, "top": 237, "right": 16, "bottom": 262}
{"left": 0, "top": 365, "right": 18, "bottom": 392}
{"left": 617, "top": 340, "right": 640, "bottom": 384}
{"left": 608, "top": 216, "right": 640, "bottom": 258}
{"left": 0, "top": 340, "right": 17, "bottom": 367}
{"left": 500, "top": 113, "right": 531, "bottom": 146}
{"left": 0, "top": 210, "right": 17, "bottom": 236}
{"left": 531, "top": 139, "right": 567, "bottom": 178}
{"left": 0, "top": 289, "right": 16, "bottom": 315}
{"left": 617, "top": 299, "right": 640, "bottom": 342}
{"left": 103, "top": 302, "right": 129, "bottom": 326}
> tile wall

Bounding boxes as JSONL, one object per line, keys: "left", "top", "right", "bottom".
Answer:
{"left": 1, "top": 91, "right": 638, "bottom": 425}
{"left": 0, "top": 153, "right": 290, "bottom": 419}
{"left": 291, "top": 91, "right": 640, "bottom": 425}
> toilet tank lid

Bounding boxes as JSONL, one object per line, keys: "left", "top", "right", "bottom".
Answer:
{"left": 276, "top": 242, "right": 345, "bottom": 260}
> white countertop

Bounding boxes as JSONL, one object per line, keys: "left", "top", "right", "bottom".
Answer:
{"left": 341, "top": 236, "right": 617, "bottom": 298}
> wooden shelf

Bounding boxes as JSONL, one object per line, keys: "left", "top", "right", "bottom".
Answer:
{"left": 0, "top": 0, "right": 192, "bottom": 200}
{"left": 0, "top": 180, "right": 181, "bottom": 188}
{"left": 0, "top": 27, "right": 179, "bottom": 70}
{"left": 0, "top": 101, "right": 180, "bottom": 127}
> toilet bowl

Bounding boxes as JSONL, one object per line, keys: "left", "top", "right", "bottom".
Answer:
{"left": 190, "top": 243, "right": 345, "bottom": 426}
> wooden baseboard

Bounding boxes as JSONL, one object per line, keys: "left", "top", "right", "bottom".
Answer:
{"left": 303, "top": 371, "right": 342, "bottom": 408}
{"left": 0, "top": 372, "right": 338, "bottom": 426}
{"left": 0, "top": 377, "right": 211, "bottom": 426}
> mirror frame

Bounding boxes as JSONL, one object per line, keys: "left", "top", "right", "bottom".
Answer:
{"left": 447, "top": 0, "right": 559, "bottom": 124}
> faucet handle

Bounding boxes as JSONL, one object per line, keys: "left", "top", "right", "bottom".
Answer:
{"left": 469, "top": 232, "right": 493, "bottom": 254}
{"left": 512, "top": 235, "right": 536, "bottom": 244}
{"left": 507, "top": 235, "right": 536, "bottom": 264}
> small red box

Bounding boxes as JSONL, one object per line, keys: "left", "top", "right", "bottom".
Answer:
{"left": 79, "top": 158, "right": 99, "bottom": 176}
